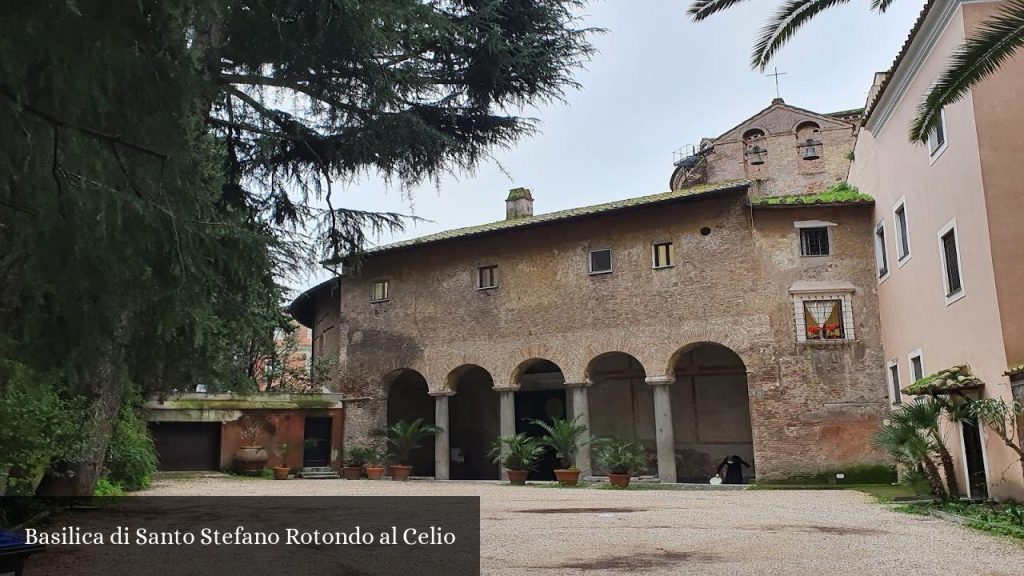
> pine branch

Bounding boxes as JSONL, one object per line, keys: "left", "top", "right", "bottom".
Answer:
{"left": 218, "top": 73, "right": 369, "bottom": 118}
{"left": 688, "top": 0, "right": 753, "bottom": 21}
{"left": 752, "top": 0, "right": 851, "bottom": 71}
{"left": 910, "top": 0, "right": 1024, "bottom": 142}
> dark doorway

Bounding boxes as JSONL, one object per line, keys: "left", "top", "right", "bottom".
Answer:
{"left": 515, "top": 389, "right": 567, "bottom": 480}
{"left": 149, "top": 422, "right": 221, "bottom": 471}
{"left": 303, "top": 417, "right": 332, "bottom": 467}
{"left": 385, "top": 369, "right": 435, "bottom": 476}
{"left": 449, "top": 365, "right": 500, "bottom": 480}
{"left": 962, "top": 419, "right": 989, "bottom": 500}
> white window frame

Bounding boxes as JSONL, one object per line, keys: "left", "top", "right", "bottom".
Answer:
{"left": 588, "top": 248, "right": 613, "bottom": 275}
{"left": 907, "top": 348, "right": 925, "bottom": 384}
{"left": 370, "top": 279, "right": 390, "bottom": 303}
{"left": 893, "top": 196, "right": 912, "bottom": 266}
{"left": 928, "top": 109, "right": 948, "bottom": 164}
{"left": 791, "top": 291, "right": 856, "bottom": 343}
{"left": 652, "top": 241, "right": 674, "bottom": 269}
{"left": 937, "top": 218, "right": 965, "bottom": 305}
{"left": 874, "top": 220, "right": 890, "bottom": 282}
{"left": 886, "top": 360, "right": 902, "bottom": 405}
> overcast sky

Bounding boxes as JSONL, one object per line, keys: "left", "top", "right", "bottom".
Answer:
{"left": 293, "top": 0, "right": 925, "bottom": 294}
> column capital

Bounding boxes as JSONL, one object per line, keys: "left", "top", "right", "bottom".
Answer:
{"left": 492, "top": 386, "right": 517, "bottom": 393}
{"left": 428, "top": 390, "right": 455, "bottom": 397}
{"left": 645, "top": 376, "right": 676, "bottom": 387}
{"left": 563, "top": 380, "right": 592, "bottom": 388}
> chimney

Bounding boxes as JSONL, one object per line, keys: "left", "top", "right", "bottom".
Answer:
{"left": 505, "top": 187, "right": 534, "bottom": 220}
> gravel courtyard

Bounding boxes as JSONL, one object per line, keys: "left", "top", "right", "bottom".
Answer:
{"left": 141, "top": 476, "right": 1022, "bottom": 575}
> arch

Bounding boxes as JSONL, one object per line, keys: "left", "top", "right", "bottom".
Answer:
{"left": 794, "top": 120, "right": 821, "bottom": 139}
{"left": 446, "top": 364, "right": 499, "bottom": 480}
{"left": 511, "top": 358, "right": 567, "bottom": 480}
{"left": 511, "top": 358, "right": 565, "bottom": 390}
{"left": 742, "top": 128, "right": 766, "bottom": 142}
{"left": 586, "top": 352, "right": 655, "bottom": 476}
{"left": 383, "top": 368, "right": 434, "bottom": 477}
{"left": 669, "top": 342, "right": 754, "bottom": 483}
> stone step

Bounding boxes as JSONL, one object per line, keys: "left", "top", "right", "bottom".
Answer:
{"left": 301, "top": 466, "right": 334, "bottom": 473}
{"left": 299, "top": 474, "right": 341, "bottom": 479}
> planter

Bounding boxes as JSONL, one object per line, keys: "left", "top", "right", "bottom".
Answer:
{"left": 554, "top": 469, "right": 581, "bottom": 487}
{"left": 365, "top": 466, "right": 385, "bottom": 480}
{"left": 233, "top": 446, "right": 269, "bottom": 473}
{"left": 272, "top": 466, "right": 291, "bottom": 480}
{"left": 506, "top": 469, "right": 529, "bottom": 486}
{"left": 342, "top": 466, "right": 364, "bottom": 480}
{"left": 390, "top": 465, "right": 413, "bottom": 481}
{"left": 607, "top": 473, "right": 631, "bottom": 488}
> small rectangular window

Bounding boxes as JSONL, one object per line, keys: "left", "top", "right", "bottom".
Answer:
{"left": 894, "top": 201, "right": 911, "bottom": 261}
{"left": 910, "top": 353, "right": 924, "bottom": 383}
{"left": 800, "top": 227, "right": 830, "bottom": 256}
{"left": 928, "top": 110, "right": 947, "bottom": 157}
{"left": 874, "top": 222, "right": 889, "bottom": 278}
{"left": 478, "top": 265, "right": 497, "bottom": 289}
{"left": 803, "top": 299, "right": 845, "bottom": 340}
{"left": 889, "top": 363, "right": 902, "bottom": 404}
{"left": 652, "top": 242, "right": 673, "bottom": 268}
{"left": 589, "top": 249, "right": 612, "bottom": 275}
{"left": 370, "top": 280, "right": 389, "bottom": 302}
{"left": 941, "top": 227, "right": 963, "bottom": 297}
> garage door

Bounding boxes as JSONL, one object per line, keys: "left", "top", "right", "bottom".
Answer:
{"left": 149, "top": 422, "right": 222, "bottom": 471}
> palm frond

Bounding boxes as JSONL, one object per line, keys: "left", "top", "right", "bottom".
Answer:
{"left": 870, "top": 0, "right": 897, "bottom": 13}
{"left": 751, "top": 0, "right": 851, "bottom": 70}
{"left": 688, "top": 0, "right": 753, "bottom": 21}
{"left": 910, "top": 1, "right": 1024, "bottom": 142}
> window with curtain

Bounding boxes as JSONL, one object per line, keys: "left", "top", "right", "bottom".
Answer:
{"left": 803, "top": 299, "right": 844, "bottom": 340}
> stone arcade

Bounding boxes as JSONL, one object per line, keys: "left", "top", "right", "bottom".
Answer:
{"left": 290, "top": 100, "right": 891, "bottom": 483}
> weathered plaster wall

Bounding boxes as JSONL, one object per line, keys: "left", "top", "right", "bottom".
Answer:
{"left": 328, "top": 192, "right": 887, "bottom": 480}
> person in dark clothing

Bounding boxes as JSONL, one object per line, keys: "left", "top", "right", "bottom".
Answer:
{"left": 716, "top": 455, "right": 751, "bottom": 484}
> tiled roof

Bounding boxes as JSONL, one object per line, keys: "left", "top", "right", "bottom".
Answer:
{"left": 903, "top": 365, "right": 985, "bottom": 395}
{"left": 361, "top": 180, "right": 750, "bottom": 257}
{"left": 1006, "top": 365, "right": 1024, "bottom": 377}
{"left": 864, "top": 1, "right": 937, "bottom": 121}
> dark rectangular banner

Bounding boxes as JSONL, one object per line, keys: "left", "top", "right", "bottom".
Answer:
{"left": 1, "top": 497, "right": 480, "bottom": 576}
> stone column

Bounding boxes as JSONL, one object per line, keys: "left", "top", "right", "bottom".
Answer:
{"left": 496, "top": 388, "right": 516, "bottom": 480}
{"left": 564, "top": 381, "right": 592, "bottom": 477}
{"left": 646, "top": 376, "right": 677, "bottom": 483}
{"left": 431, "top": 391, "right": 453, "bottom": 480}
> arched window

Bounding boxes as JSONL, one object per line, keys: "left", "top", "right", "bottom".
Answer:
{"left": 742, "top": 128, "right": 766, "bottom": 142}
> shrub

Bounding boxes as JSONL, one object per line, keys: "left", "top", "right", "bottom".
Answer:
{"left": 104, "top": 402, "right": 158, "bottom": 491}
{"left": 344, "top": 446, "right": 376, "bottom": 467}
{"left": 93, "top": 477, "right": 125, "bottom": 496}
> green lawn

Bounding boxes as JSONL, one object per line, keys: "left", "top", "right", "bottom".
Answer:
{"left": 748, "top": 483, "right": 919, "bottom": 502}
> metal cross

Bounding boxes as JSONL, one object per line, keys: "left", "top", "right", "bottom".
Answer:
{"left": 767, "top": 67, "right": 787, "bottom": 99}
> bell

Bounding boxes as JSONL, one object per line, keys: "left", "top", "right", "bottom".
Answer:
{"left": 801, "top": 139, "right": 821, "bottom": 161}
{"left": 746, "top": 145, "right": 766, "bottom": 166}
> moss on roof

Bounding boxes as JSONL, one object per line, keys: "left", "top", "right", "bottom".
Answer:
{"left": 750, "top": 182, "right": 873, "bottom": 207}
{"left": 827, "top": 107, "right": 865, "bottom": 117}
{"left": 903, "top": 365, "right": 986, "bottom": 395}
{"left": 506, "top": 187, "right": 533, "bottom": 201}
{"left": 363, "top": 180, "right": 750, "bottom": 256}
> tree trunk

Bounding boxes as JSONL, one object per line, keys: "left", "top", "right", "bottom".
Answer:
{"left": 921, "top": 457, "right": 948, "bottom": 500}
{"left": 934, "top": 439, "right": 961, "bottom": 500}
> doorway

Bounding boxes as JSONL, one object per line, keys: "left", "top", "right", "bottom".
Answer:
{"left": 961, "top": 419, "right": 988, "bottom": 500}
{"left": 303, "top": 416, "right": 332, "bottom": 467}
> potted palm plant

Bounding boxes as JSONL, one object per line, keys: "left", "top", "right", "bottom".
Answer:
{"left": 342, "top": 446, "right": 373, "bottom": 480}
{"left": 529, "top": 416, "right": 589, "bottom": 486}
{"left": 594, "top": 438, "right": 648, "bottom": 488}
{"left": 488, "top": 433, "right": 545, "bottom": 485}
{"left": 271, "top": 441, "right": 295, "bottom": 480}
{"left": 375, "top": 419, "right": 442, "bottom": 481}
{"left": 364, "top": 448, "right": 386, "bottom": 480}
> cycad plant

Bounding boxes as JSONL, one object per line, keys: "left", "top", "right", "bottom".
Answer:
{"left": 892, "top": 398, "right": 960, "bottom": 500}
{"left": 374, "top": 419, "right": 442, "bottom": 466}
{"left": 872, "top": 407, "right": 947, "bottom": 499}
{"left": 488, "top": 434, "right": 546, "bottom": 472}
{"left": 594, "top": 438, "right": 648, "bottom": 476}
{"left": 529, "top": 416, "right": 590, "bottom": 470}
{"left": 687, "top": 0, "right": 1024, "bottom": 142}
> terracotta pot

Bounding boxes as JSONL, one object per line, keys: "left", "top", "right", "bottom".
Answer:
{"left": 608, "top": 473, "right": 631, "bottom": 488}
{"left": 554, "top": 469, "right": 581, "bottom": 487}
{"left": 365, "top": 466, "right": 385, "bottom": 480}
{"left": 342, "top": 466, "right": 363, "bottom": 480}
{"left": 506, "top": 469, "right": 529, "bottom": 486}
{"left": 272, "top": 466, "right": 291, "bottom": 480}
{"left": 233, "top": 446, "right": 269, "bottom": 473}
{"left": 390, "top": 465, "right": 412, "bottom": 481}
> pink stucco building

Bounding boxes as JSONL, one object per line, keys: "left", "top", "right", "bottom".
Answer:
{"left": 849, "top": 0, "right": 1024, "bottom": 500}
